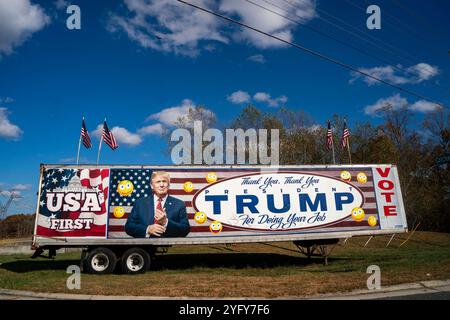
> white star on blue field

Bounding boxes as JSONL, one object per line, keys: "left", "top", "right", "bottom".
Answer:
{"left": 109, "top": 169, "right": 152, "bottom": 207}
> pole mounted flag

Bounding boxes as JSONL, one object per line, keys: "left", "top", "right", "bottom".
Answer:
{"left": 326, "top": 120, "right": 333, "bottom": 150}
{"left": 341, "top": 120, "right": 350, "bottom": 148}
{"left": 76, "top": 117, "right": 91, "bottom": 165}
{"left": 102, "top": 120, "right": 118, "bottom": 151}
{"left": 81, "top": 119, "right": 92, "bottom": 149}
{"left": 97, "top": 119, "right": 118, "bottom": 165}
{"left": 341, "top": 119, "right": 352, "bottom": 164}
{"left": 326, "top": 120, "right": 336, "bottom": 164}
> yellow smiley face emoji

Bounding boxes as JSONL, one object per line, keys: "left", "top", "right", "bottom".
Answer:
{"left": 351, "top": 207, "right": 365, "bottom": 222}
{"left": 340, "top": 171, "right": 352, "bottom": 182}
{"left": 368, "top": 216, "right": 378, "bottom": 227}
{"left": 113, "top": 206, "right": 126, "bottom": 219}
{"left": 117, "top": 180, "right": 134, "bottom": 197}
{"left": 183, "top": 181, "right": 194, "bottom": 192}
{"left": 357, "top": 172, "right": 367, "bottom": 184}
{"left": 209, "top": 221, "right": 223, "bottom": 234}
{"left": 206, "top": 172, "right": 217, "bottom": 183}
{"left": 194, "top": 211, "right": 207, "bottom": 224}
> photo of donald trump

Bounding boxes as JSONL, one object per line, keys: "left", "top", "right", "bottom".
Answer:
{"left": 125, "top": 171, "right": 190, "bottom": 238}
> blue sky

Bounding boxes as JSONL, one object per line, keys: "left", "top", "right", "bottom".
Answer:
{"left": 0, "top": 0, "right": 449, "bottom": 215}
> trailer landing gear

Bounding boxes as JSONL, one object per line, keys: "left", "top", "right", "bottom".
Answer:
{"left": 293, "top": 239, "right": 339, "bottom": 265}
{"left": 31, "top": 248, "right": 57, "bottom": 259}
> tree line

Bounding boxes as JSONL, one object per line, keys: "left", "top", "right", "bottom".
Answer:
{"left": 1, "top": 103, "right": 448, "bottom": 239}
{"left": 0, "top": 214, "right": 35, "bottom": 239}
{"left": 165, "top": 104, "right": 449, "bottom": 233}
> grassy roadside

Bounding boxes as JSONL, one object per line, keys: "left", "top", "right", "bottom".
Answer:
{"left": 1, "top": 231, "right": 449, "bottom": 297}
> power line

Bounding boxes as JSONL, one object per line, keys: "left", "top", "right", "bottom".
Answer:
{"left": 343, "top": 0, "right": 434, "bottom": 64}
{"left": 390, "top": 0, "right": 450, "bottom": 46}
{"left": 176, "top": 0, "right": 444, "bottom": 109}
{"left": 246, "top": 0, "right": 448, "bottom": 88}
{"left": 281, "top": 0, "right": 401, "bottom": 59}
{"left": 285, "top": 0, "right": 439, "bottom": 79}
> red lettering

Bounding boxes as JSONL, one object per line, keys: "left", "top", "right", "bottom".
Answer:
{"left": 376, "top": 167, "right": 391, "bottom": 178}
{"left": 384, "top": 205, "right": 398, "bottom": 216}
{"left": 378, "top": 180, "right": 394, "bottom": 190}
{"left": 381, "top": 192, "right": 395, "bottom": 202}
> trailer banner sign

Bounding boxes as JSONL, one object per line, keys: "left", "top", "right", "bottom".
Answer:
{"left": 35, "top": 168, "right": 110, "bottom": 237}
{"left": 193, "top": 172, "right": 364, "bottom": 231}
{"left": 35, "top": 165, "right": 407, "bottom": 239}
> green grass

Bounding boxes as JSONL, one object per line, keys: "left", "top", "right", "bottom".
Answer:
{"left": 1, "top": 231, "right": 449, "bottom": 297}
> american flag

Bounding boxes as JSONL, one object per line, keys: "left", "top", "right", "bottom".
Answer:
{"left": 36, "top": 168, "right": 109, "bottom": 237}
{"left": 102, "top": 120, "right": 118, "bottom": 150}
{"left": 326, "top": 121, "right": 333, "bottom": 150}
{"left": 81, "top": 118, "right": 92, "bottom": 149}
{"left": 109, "top": 169, "right": 152, "bottom": 207}
{"left": 341, "top": 121, "right": 350, "bottom": 148}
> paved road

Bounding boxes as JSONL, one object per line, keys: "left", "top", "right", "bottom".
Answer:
{"left": 314, "top": 281, "right": 450, "bottom": 300}
{"left": 1, "top": 280, "right": 450, "bottom": 300}
{"left": 376, "top": 291, "right": 450, "bottom": 300}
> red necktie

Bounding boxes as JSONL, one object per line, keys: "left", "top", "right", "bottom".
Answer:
{"left": 155, "top": 197, "right": 163, "bottom": 224}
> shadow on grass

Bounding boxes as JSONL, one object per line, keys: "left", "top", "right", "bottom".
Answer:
{"left": 0, "top": 258, "right": 80, "bottom": 273}
{"left": 1, "top": 252, "right": 351, "bottom": 273}
{"left": 151, "top": 252, "right": 345, "bottom": 271}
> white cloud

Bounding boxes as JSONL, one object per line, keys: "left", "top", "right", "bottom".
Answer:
{"left": 137, "top": 123, "right": 164, "bottom": 136}
{"left": 146, "top": 99, "right": 197, "bottom": 126}
{"left": 0, "top": 0, "right": 50, "bottom": 56}
{"left": 220, "top": 0, "right": 316, "bottom": 49}
{"left": 227, "top": 90, "right": 288, "bottom": 107}
{"left": 13, "top": 184, "right": 31, "bottom": 191}
{"left": 247, "top": 54, "right": 266, "bottom": 64}
{"left": 253, "top": 92, "right": 270, "bottom": 102}
{"left": 364, "top": 94, "right": 442, "bottom": 116}
{"left": 409, "top": 63, "right": 439, "bottom": 81}
{"left": 410, "top": 100, "right": 442, "bottom": 113}
{"left": 54, "top": 0, "right": 69, "bottom": 10}
{"left": 108, "top": 0, "right": 316, "bottom": 55}
{"left": 111, "top": 127, "right": 142, "bottom": 145}
{"left": 364, "top": 94, "right": 408, "bottom": 115}
{"left": 253, "top": 92, "right": 287, "bottom": 107}
{"left": 227, "top": 90, "right": 251, "bottom": 104}
{"left": 0, "top": 108, "right": 23, "bottom": 139}
{"left": 0, "top": 97, "right": 14, "bottom": 104}
{"left": 0, "top": 185, "right": 28, "bottom": 197}
{"left": 59, "top": 157, "right": 76, "bottom": 163}
{"left": 145, "top": 99, "right": 216, "bottom": 133}
{"left": 351, "top": 63, "right": 440, "bottom": 86}
{"left": 92, "top": 124, "right": 142, "bottom": 146}
{"left": 0, "top": 190, "right": 12, "bottom": 196}
{"left": 107, "top": 0, "right": 228, "bottom": 57}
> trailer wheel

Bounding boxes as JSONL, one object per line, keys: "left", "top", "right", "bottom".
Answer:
{"left": 120, "top": 248, "right": 150, "bottom": 274}
{"left": 84, "top": 247, "right": 117, "bottom": 274}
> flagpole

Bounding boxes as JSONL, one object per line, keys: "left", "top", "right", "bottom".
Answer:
{"left": 327, "top": 120, "right": 336, "bottom": 165}
{"left": 347, "top": 137, "right": 352, "bottom": 164}
{"left": 331, "top": 140, "right": 336, "bottom": 165}
{"left": 76, "top": 117, "right": 83, "bottom": 165}
{"left": 97, "top": 118, "right": 106, "bottom": 165}
{"left": 97, "top": 135, "right": 103, "bottom": 165}
{"left": 76, "top": 135, "right": 82, "bottom": 165}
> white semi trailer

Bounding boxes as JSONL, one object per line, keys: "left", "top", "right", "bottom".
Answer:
{"left": 31, "top": 164, "right": 407, "bottom": 273}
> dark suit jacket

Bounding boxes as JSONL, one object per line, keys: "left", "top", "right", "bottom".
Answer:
{"left": 125, "top": 195, "right": 190, "bottom": 238}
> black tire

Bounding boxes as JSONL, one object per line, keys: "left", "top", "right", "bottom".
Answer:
{"left": 84, "top": 247, "right": 117, "bottom": 274}
{"left": 120, "top": 248, "right": 151, "bottom": 274}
